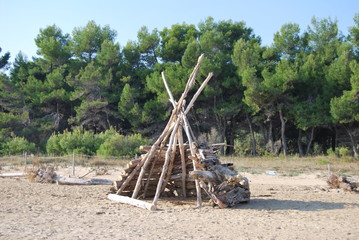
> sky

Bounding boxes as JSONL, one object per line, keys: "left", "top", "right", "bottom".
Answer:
{"left": 0, "top": 0, "right": 358, "bottom": 63}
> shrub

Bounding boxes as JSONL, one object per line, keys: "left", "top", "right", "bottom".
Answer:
{"left": 1, "top": 137, "right": 36, "bottom": 155}
{"left": 46, "top": 128, "right": 103, "bottom": 155}
{"left": 97, "top": 133, "right": 148, "bottom": 157}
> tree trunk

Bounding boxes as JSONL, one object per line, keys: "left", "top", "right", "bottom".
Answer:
{"left": 225, "top": 118, "right": 234, "bottom": 155}
{"left": 297, "top": 129, "right": 304, "bottom": 157}
{"left": 268, "top": 119, "right": 274, "bottom": 153}
{"left": 344, "top": 125, "right": 358, "bottom": 158}
{"left": 305, "top": 127, "right": 315, "bottom": 156}
{"left": 332, "top": 126, "right": 337, "bottom": 153}
{"left": 278, "top": 107, "right": 287, "bottom": 157}
{"left": 246, "top": 113, "right": 257, "bottom": 156}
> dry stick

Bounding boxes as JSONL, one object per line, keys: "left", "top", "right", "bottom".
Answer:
{"left": 117, "top": 114, "right": 177, "bottom": 195}
{"left": 177, "top": 125, "right": 187, "bottom": 197}
{"left": 182, "top": 112, "right": 202, "bottom": 207}
{"left": 152, "top": 118, "right": 181, "bottom": 206}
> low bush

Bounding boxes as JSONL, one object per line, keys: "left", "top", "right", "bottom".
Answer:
{"left": 1, "top": 137, "right": 36, "bottom": 155}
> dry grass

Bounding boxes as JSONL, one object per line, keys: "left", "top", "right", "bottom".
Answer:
{"left": 1, "top": 154, "right": 358, "bottom": 177}
{"left": 0, "top": 154, "right": 131, "bottom": 168}
{"left": 221, "top": 155, "right": 359, "bottom": 176}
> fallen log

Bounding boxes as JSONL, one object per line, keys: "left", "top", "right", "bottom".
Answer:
{"left": 0, "top": 172, "right": 27, "bottom": 177}
{"left": 108, "top": 194, "right": 157, "bottom": 211}
{"left": 56, "top": 176, "right": 113, "bottom": 185}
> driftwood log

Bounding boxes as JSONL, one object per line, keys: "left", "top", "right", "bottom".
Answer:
{"left": 0, "top": 172, "right": 27, "bottom": 177}
{"left": 108, "top": 194, "right": 156, "bottom": 211}
{"left": 190, "top": 157, "right": 250, "bottom": 208}
{"left": 327, "top": 174, "right": 359, "bottom": 191}
{"left": 28, "top": 166, "right": 113, "bottom": 185}
{"left": 56, "top": 177, "right": 113, "bottom": 185}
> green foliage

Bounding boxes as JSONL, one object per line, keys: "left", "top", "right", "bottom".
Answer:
{"left": 97, "top": 133, "right": 148, "bottom": 156}
{"left": 1, "top": 15, "right": 359, "bottom": 157}
{"left": 0, "top": 47, "right": 10, "bottom": 70}
{"left": 46, "top": 127, "right": 148, "bottom": 157}
{"left": 46, "top": 128, "right": 103, "bottom": 155}
{"left": 71, "top": 20, "right": 117, "bottom": 62}
{"left": 1, "top": 137, "right": 36, "bottom": 155}
{"left": 35, "top": 24, "right": 71, "bottom": 67}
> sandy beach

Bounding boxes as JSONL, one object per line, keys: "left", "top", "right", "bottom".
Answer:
{"left": 1, "top": 167, "right": 358, "bottom": 240}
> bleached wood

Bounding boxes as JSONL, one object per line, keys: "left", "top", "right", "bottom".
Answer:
{"left": 177, "top": 125, "right": 187, "bottom": 197}
{"left": 184, "top": 72, "right": 213, "bottom": 115}
{"left": 175, "top": 54, "right": 204, "bottom": 111}
{"left": 0, "top": 172, "right": 27, "bottom": 177}
{"left": 182, "top": 112, "right": 202, "bottom": 207}
{"left": 56, "top": 176, "right": 113, "bottom": 185}
{"left": 108, "top": 194, "right": 157, "bottom": 211}
{"left": 162, "top": 72, "right": 177, "bottom": 108}
{"left": 162, "top": 130, "right": 179, "bottom": 193}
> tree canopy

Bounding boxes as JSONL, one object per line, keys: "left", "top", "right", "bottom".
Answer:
{"left": 1, "top": 15, "right": 359, "bottom": 158}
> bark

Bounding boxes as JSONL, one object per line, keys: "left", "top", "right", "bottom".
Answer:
{"left": 278, "top": 107, "right": 287, "bottom": 157}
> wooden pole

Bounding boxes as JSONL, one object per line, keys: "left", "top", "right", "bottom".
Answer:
{"left": 184, "top": 72, "right": 213, "bottom": 115}
{"left": 177, "top": 125, "right": 187, "bottom": 197}
{"left": 161, "top": 130, "right": 179, "bottom": 193}
{"left": 162, "top": 72, "right": 177, "bottom": 108}
{"left": 182, "top": 112, "right": 202, "bottom": 207}
{"left": 175, "top": 54, "right": 204, "bottom": 111}
{"left": 72, "top": 152, "right": 75, "bottom": 176}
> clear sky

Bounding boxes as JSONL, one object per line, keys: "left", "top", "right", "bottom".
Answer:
{"left": 0, "top": 0, "right": 358, "bottom": 63}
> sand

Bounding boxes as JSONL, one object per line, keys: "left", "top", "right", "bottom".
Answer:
{"left": 1, "top": 167, "right": 358, "bottom": 240}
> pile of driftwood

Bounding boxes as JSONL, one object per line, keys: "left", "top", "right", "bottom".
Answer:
{"left": 327, "top": 173, "right": 359, "bottom": 191}
{"left": 30, "top": 166, "right": 57, "bottom": 183}
{"left": 108, "top": 54, "right": 250, "bottom": 210}
{"left": 27, "top": 166, "right": 113, "bottom": 185}
{"left": 110, "top": 143, "right": 250, "bottom": 208}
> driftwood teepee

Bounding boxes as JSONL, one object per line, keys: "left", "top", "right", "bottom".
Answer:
{"left": 108, "top": 54, "right": 250, "bottom": 210}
